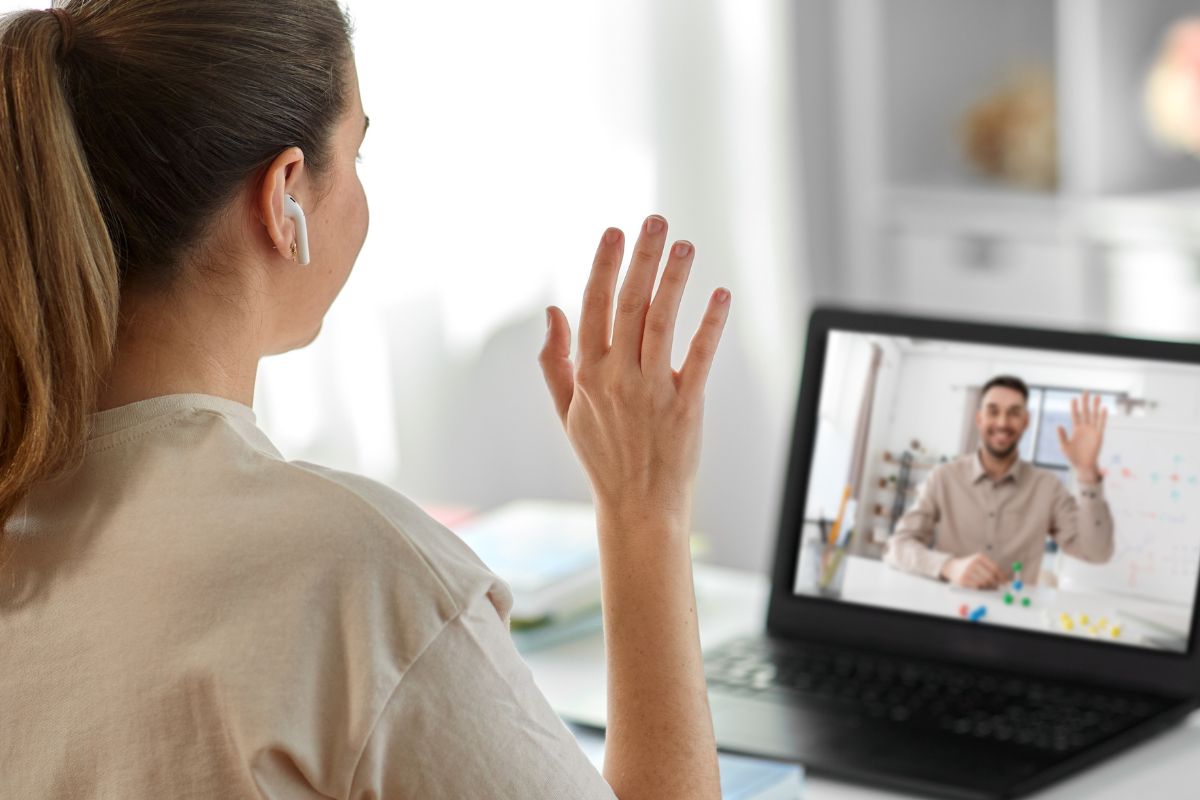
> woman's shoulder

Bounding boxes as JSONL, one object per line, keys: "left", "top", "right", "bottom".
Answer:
{"left": 280, "top": 458, "right": 512, "bottom": 620}
{"left": 87, "top": 403, "right": 512, "bottom": 631}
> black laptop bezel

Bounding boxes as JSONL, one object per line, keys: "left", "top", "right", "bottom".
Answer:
{"left": 767, "top": 306, "right": 1200, "bottom": 700}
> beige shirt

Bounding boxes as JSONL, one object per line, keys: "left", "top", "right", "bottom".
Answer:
{"left": 1, "top": 394, "right": 616, "bottom": 799}
{"left": 882, "top": 452, "right": 1114, "bottom": 584}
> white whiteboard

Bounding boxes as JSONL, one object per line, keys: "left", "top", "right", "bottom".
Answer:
{"left": 1059, "top": 420, "right": 1200, "bottom": 606}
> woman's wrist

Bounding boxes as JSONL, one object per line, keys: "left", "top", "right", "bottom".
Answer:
{"left": 594, "top": 496, "right": 692, "bottom": 546}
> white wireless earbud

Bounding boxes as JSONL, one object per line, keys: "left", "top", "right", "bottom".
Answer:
{"left": 282, "top": 194, "right": 310, "bottom": 265}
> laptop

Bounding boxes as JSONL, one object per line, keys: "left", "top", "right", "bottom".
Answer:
{"left": 701, "top": 307, "right": 1200, "bottom": 799}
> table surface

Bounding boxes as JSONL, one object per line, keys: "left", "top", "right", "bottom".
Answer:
{"left": 811, "top": 554, "right": 1192, "bottom": 652}
{"left": 522, "top": 564, "right": 1199, "bottom": 799}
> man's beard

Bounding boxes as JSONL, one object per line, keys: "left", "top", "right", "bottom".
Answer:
{"left": 983, "top": 440, "right": 1019, "bottom": 460}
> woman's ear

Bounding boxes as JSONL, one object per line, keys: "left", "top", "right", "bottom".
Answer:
{"left": 258, "top": 146, "right": 307, "bottom": 258}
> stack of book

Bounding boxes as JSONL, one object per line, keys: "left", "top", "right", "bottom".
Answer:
{"left": 452, "top": 500, "right": 604, "bottom": 651}
{"left": 570, "top": 724, "right": 805, "bottom": 799}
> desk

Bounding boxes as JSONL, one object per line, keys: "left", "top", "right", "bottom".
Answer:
{"left": 523, "top": 564, "right": 1198, "bottom": 799}
{"left": 809, "top": 555, "right": 1191, "bottom": 652}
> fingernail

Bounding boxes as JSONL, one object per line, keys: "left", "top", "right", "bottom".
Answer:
{"left": 605, "top": 227, "right": 621, "bottom": 245}
{"left": 645, "top": 215, "right": 664, "bottom": 234}
{"left": 545, "top": 307, "right": 552, "bottom": 330}
{"left": 715, "top": 288, "right": 730, "bottom": 304}
{"left": 673, "top": 241, "right": 692, "bottom": 258}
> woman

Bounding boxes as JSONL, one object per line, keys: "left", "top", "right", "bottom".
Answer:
{"left": 0, "top": 2, "right": 728, "bottom": 798}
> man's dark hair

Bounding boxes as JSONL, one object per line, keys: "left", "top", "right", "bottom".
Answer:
{"left": 980, "top": 375, "right": 1029, "bottom": 403}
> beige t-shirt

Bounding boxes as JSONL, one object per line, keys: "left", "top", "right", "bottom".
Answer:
{"left": 0, "top": 394, "right": 617, "bottom": 799}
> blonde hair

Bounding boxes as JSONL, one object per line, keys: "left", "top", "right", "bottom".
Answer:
{"left": 0, "top": 6, "right": 118, "bottom": 540}
{"left": 0, "top": 0, "right": 353, "bottom": 545}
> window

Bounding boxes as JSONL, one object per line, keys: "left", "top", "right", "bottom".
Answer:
{"left": 1020, "top": 387, "right": 1122, "bottom": 473}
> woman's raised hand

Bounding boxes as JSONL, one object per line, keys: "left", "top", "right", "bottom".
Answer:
{"left": 538, "top": 215, "right": 731, "bottom": 527}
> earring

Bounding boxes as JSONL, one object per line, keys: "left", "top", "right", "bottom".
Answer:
{"left": 290, "top": 241, "right": 298, "bottom": 262}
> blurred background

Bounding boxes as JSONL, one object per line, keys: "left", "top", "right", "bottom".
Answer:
{"left": 8, "top": 1, "right": 1200, "bottom": 574}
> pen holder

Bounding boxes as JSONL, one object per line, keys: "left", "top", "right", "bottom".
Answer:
{"left": 801, "top": 533, "right": 847, "bottom": 599}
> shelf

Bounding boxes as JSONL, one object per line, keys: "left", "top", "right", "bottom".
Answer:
{"left": 880, "top": 0, "right": 1057, "bottom": 189}
{"left": 885, "top": 184, "right": 1075, "bottom": 240}
{"left": 883, "top": 186, "right": 1200, "bottom": 248}
{"left": 1087, "top": 0, "right": 1200, "bottom": 194}
{"left": 836, "top": 0, "right": 1200, "bottom": 324}
{"left": 875, "top": 0, "right": 1200, "bottom": 194}
{"left": 1086, "top": 191, "right": 1200, "bottom": 250}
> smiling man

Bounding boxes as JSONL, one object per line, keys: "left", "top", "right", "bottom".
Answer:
{"left": 883, "top": 375, "right": 1115, "bottom": 588}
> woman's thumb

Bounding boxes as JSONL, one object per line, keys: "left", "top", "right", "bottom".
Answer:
{"left": 537, "top": 306, "right": 574, "bottom": 423}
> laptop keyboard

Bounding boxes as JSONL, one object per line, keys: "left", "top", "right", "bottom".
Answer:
{"left": 705, "top": 637, "right": 1167, "bottom": 756}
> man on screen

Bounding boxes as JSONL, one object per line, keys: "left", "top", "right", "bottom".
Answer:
{"left": 883, "top": 375, "right": 1115, "bottom": 588}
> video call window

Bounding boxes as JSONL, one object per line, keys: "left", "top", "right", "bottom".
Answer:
{"left": 796, "top": 331, "right": 1200, "bottom": 654}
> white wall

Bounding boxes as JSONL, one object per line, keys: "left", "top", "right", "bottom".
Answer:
{"left": 250, "top": 0, "right": 811, "bottom": 575}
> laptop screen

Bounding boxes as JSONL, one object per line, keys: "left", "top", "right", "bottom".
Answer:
{"left": 795, "top": 329, "right": 1200, "bottom": 654}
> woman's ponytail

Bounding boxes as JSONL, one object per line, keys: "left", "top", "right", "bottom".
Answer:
{"left": 0, "top": 0, "right": 353, "bottom": 544}
{"left": 0, "top": 9, "right": 120, "bottom": 538}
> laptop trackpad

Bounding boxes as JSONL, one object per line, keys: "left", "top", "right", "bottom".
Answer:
{"left": 711, "top": 693, "right": 1041, "bottom": 795}
{"left": 710, "top": 693, "right": 864, "bottom": 762}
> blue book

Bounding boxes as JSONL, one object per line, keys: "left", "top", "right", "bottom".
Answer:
{"left": 453, "top": 500, "right": 602, "bottom": 625}
{"left": 510, "top": 607, "right": 604, "bottom": 654}
{"left": 453, "top": 499, "right": 710, "bottom": 627}
{"left": 569, "top": 724, "right": 805, "bottom": 799}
